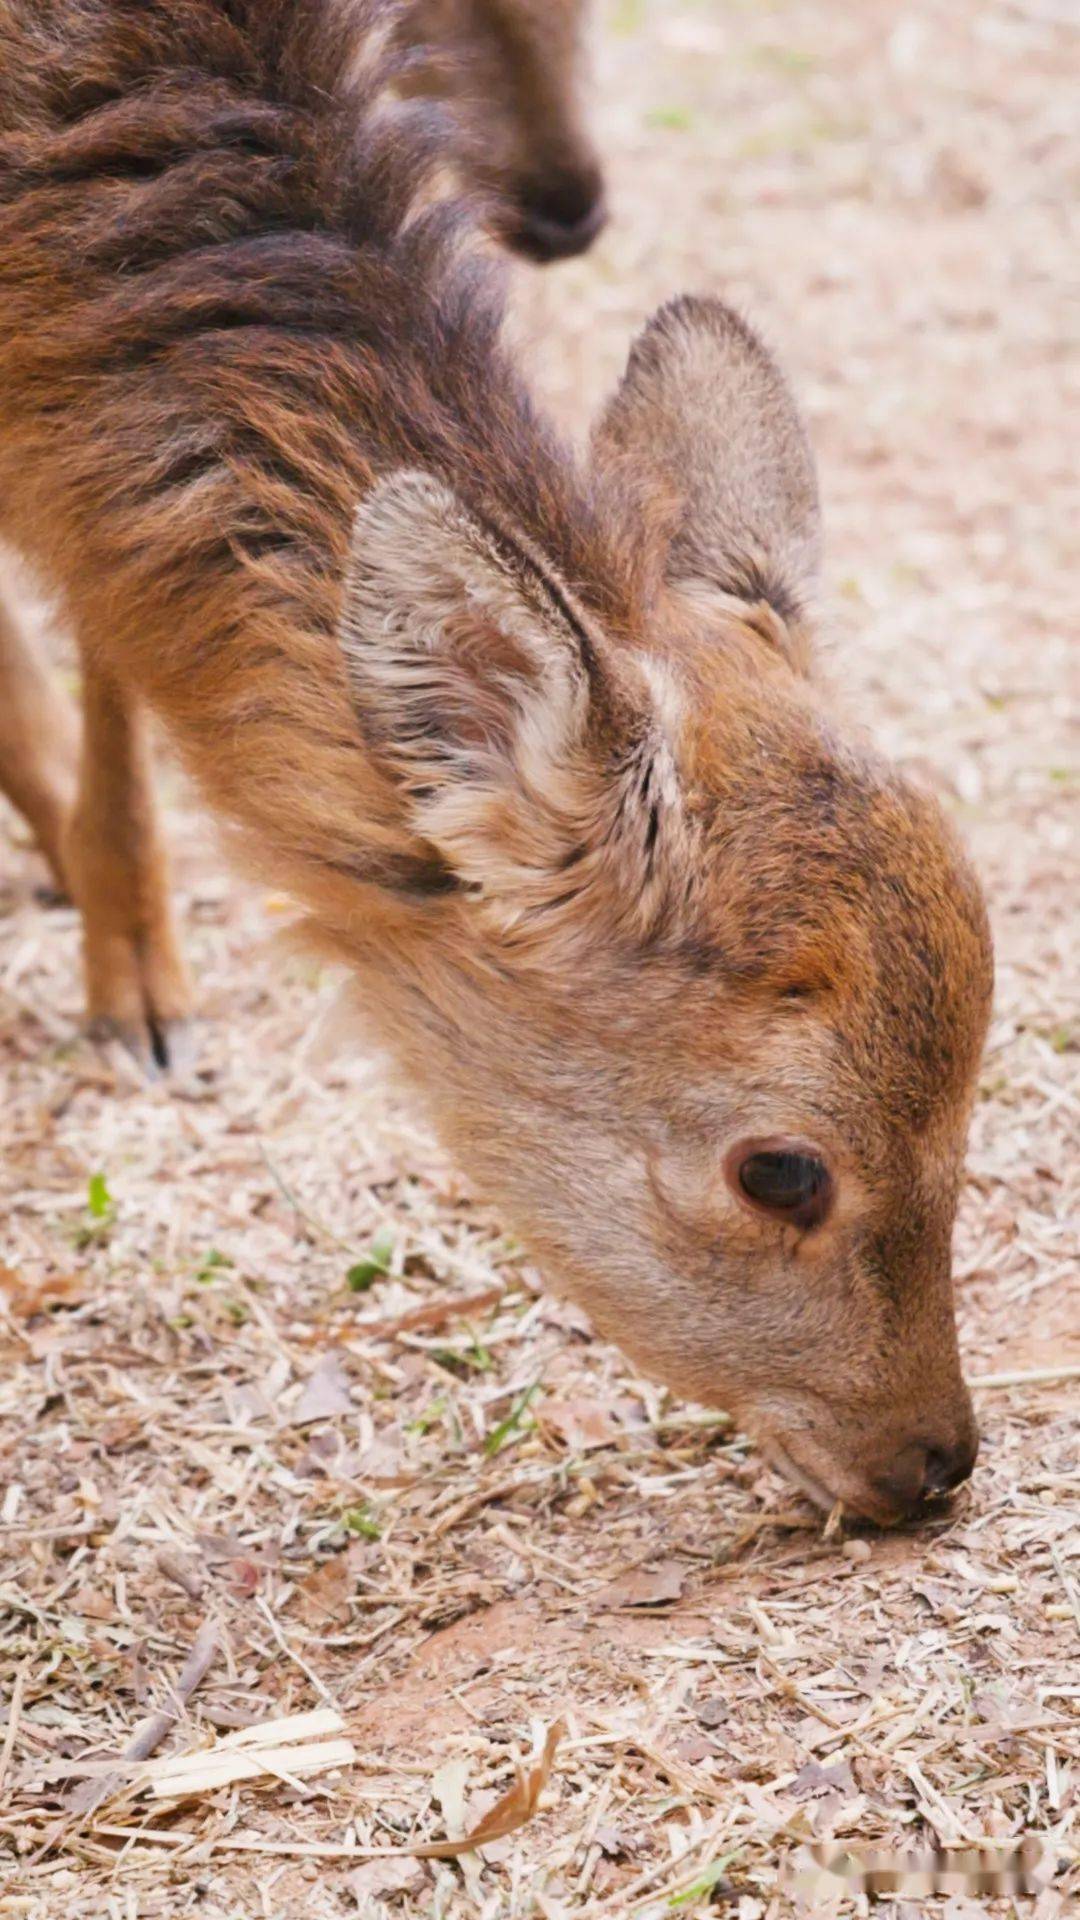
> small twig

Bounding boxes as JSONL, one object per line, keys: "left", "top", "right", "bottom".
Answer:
{"left": 0, "top": 1660, "right": 28, "bottom": 1794}
{"left": 576, "top": 1812, "right": 735, "bottom": 1916}
{"left": 62, "top": 1619, "right": 219, "bottom": 1816}
{"left": 257, "top": 1142, "right": 356, "bottom": 1253}
{"left": 89, "top": 1827, "right": 406, "bottom": 1859}
{"left": 1050, "top": 1544, "right": 1080, "bottom": 1638}
{"left": 254, "top": 1595, "right": 341, "bottom": 1711}
{"left": 969, "top": 1363, "right": 1080, "bottom": 1389}
{"left": 428, "top": 1474, "right": 530, "bottom": 1540}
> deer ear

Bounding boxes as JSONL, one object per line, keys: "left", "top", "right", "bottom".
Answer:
{"left": 340, "top": 470, "right": 692, "bottom": 941}
{"left": 591, "top": 296, "right": 820, "bottom": 629}
{"left": 340, "top": 470, "right": 601, "bottom": 892}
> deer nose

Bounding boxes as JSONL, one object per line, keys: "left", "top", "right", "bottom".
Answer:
{"left": 509, "top": 166, "right": 607, "bottom": 262}
{"left": 874, "top": 1425, "right": 979, "bottom": 1516}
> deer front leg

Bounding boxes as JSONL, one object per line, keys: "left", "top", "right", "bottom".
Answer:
{"left": 64, "top": 658, "right": 193, "bottom": 1073}
{"left": 0, "top": 589, "right": 77, "bottom": 895}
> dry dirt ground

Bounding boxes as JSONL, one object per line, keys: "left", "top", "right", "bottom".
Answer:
{"left": 1, "top": 1, "right": 1077, "bottom": 1915}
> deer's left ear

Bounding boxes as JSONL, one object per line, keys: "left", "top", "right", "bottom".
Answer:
{"left": 339, "top": 470, "right": 688, "bottom": 937}
{"left": 590, "top": 296, "right": 820, "bottom": 641}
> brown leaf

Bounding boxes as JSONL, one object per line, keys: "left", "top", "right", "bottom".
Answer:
{"left": 69, "top": 1585, "right": 115, "bottom": 1623}
{"left": 291, "top": 1354, "right": 353, "bottom": 1426}
{"left": 363, "top": 1286, "right": 505, "bottom": 1337}
{"left": 295, "top": 1554, "right": 353, "bottom": 1629}
{"left": 414, "top": 1719, "right": 566, "bottom": 1858}
{"left": 227, "top": 1557, "right": 261, "bottom": 1598}
{"left": 0, "top": 1264, "right": 88, "bottom": 1317}
{"left": 594, "top": 1559, "right": 686, "bottom": 1609}
{"left": 156, "top": 1549, "right": 205, "bottom": 1601}
{"left": 539, "top": 1397, "right": 623, "bottom": 1452}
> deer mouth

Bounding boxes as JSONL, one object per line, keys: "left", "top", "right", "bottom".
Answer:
{"left": 762, "top": 1433, "right": 907, "bottom": 1529}
{"left": 763, "top": 1438, "right": 838, "bottom": 1515}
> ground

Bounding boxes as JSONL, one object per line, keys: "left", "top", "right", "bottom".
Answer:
{"left": 0, "top": 0, "right": 1077, "bottom": 1915}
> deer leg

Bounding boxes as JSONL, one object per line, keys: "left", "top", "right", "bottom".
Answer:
{"left": 64, "top": 656, "right": 193, "bottom": 1073}
{"left": 0, "top": 590, "right": 77, "bottom": 895}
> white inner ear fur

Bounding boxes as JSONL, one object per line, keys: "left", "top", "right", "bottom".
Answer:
{"left": 340, "top": 470, "right": 598, "bottom": 891}
{"left": 340, "top": 470, "right": 693, "bottom": 944}
{"left": 341, "top": 469, "right": 589, "bottom": 771}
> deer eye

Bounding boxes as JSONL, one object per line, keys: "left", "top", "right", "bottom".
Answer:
{"left": 734, "top": 1147, "right": 832, "bottom": 1230}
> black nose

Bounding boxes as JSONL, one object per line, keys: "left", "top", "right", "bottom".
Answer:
{"left": 923, "top": 1436, "right": 978, "bottom": 1496}
{"left": 875, "top": 1428, "right": 979, "bottom": 1515}
{"left": 509, "top": 167, "right": 607, "bottom": 263}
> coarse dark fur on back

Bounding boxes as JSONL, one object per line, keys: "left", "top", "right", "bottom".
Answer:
{"left": 0, "top": 0, "right": 994, "bottom": 1527}
{"left": 2, "top": 7, "right": 630, "bottom": 637}
{"left": 0, "top": 0, "right": 623, "bottom": 567}
{"left": 0, "top": 0, "right": 639, "bottom": 774}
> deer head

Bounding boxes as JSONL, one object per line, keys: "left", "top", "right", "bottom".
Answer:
{"left": 401, "top": 0, "right": 605, "bottom": 261}
{"left": 338, "top": 298, "right": 993, "bottom": 1525}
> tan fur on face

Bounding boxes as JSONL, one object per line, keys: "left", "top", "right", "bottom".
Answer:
{"left": 0, "top": 2, "right": 992, "bottom": 1521}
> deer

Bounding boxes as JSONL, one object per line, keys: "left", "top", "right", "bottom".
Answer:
{"left": 0, "top": 0, "right": 993, "bottom": 1527}
{"left": 0, "top": 0, "right": 603, "bottom": 1073}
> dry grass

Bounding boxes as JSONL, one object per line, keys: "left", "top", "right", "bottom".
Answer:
{"left": 1, "top": 0, "right": 1077, "bottom": 1914}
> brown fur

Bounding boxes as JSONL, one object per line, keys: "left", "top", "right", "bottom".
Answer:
{"left": 401, "top": 0, "right": 603, "bottom": 258}
{"left": 0, "top": 590, "right": 77, "bottom": 894}
{"left": 0, "top": 0, "right": 993, "bottom": 1521}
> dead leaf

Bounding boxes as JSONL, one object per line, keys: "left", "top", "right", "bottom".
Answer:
{"left": 595, "top": 1824, "right": 630, "bottom": 1858}
{"left": 69, "top": 1585, "right": 115, "bottom": 1623}
{"left": 0, "top": 1264, "right": 88, "bottom": 1317}
{"left": 414, "top": 1719, "right": 566, "bottom": 1858}
{"left": 696, "top": 1696, "right": 729, "bottom": 1729}
{"left": 671, "top": 1733, "right": 718, "bottom": 1764}
{"left": 291, "top": 1354, "right": 353, "bottom": 1426}
{"left": 295, "top": 1554, "right": 353, "bottom": 1629}
{"left": 539, "top": 1397, "right": 623, "bottom": 1452}
{"left": 227, "top": 1557, "right": 261, "bottom": 1599}
{"left": 156, "top": 1550, "right": 205, "bottom": 1600}
{"left": 788, "top": 1756, "right": 856, "bottom": 1801}
{"left": 362, "top": 1286, "right": 505, "bottom": 1337}
{"left": 346, "top": 1858, "right": 424, "bottom": 1901}
{"left": 353, "top": 1434, "right": 409, "bottom": 1484}
{"left": 594, "top": 1560, "right": 686, "bottom": 1609}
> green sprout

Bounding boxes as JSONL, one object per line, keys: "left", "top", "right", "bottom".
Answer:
{"left": 484, "top": 1380, "right": 541, "bottom": 1457}
{"left": 87, "top": 1172, "right": 114, "bottom": 1221}
{"left": 346, "top": 1227, "right": 395, "bottom": 1292}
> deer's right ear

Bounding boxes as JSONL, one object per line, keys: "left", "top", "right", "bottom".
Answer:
{"left": 590, "top": 296, "right": 820, "bottom": 631}
{"left": 339, "top": 470, "right": 693, "bottom": 940}
{"left": 339, "top": 470, "right": 600, "bottom": 893}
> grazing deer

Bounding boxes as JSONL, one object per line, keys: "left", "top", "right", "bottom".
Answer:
{"left": 0, "top": 0, "right": 993, "bottom": 1524}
